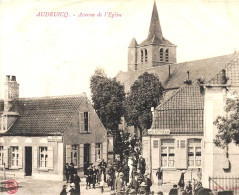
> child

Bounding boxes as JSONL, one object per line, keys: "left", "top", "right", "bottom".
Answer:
{"left": 100, "top": 170, "right": 105, "bottom": 193}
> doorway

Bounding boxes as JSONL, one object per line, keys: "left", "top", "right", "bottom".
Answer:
{"left": 25, "top": 147, "right": 32, "bottom": 176}
{"left": 84, "top": 144, "right": 90, "bottom": 175}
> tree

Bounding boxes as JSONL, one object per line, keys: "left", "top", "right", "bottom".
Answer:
{"left": 90, "top": 68, "right": 126, "bottom": 156}
{"left": 124, "top": 72, "right": 164, "bottom": 140}
{"left": 214, "top": 95, "right": 239, "bottom": 147}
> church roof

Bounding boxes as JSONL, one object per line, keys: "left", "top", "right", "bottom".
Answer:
{"left": 0, "top": 95, "right": 85, "bottom": 136}
{"left": 116, "top": 53, "right": 239, "bottom": 92}
{"left": 139, "top": 2, "right": 175, "bottom": 46}
{"left": 151, "top": 83, "right": 204, "bottom": 134}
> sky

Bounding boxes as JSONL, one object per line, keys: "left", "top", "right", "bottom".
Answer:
{"left": 0, "top": 0, "right": 239, "bottom": 99}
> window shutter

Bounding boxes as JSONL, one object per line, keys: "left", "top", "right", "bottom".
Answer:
{"left": 152, "top": 139, "right": 160, "bottom": 169}
{"left": 33, "top": 147, "right": 38, "bottom": 169}
{"left": 66, "top": 145, "right": 71, "bottom": 164}
{"left": 176, "top": 139, "right": 187, "bottom": 169}
{"left": 3, "top": 146, "right": 8, "bottom": 168}
{"left": 79, "top": 112, "right": 84, "bottom": 132}
{"left": 48, "top": 147, "right": 54, "bottom": 170}
{"left": 88, "top": 112, "right": 91, "bottom": 131}
{"left": 79, "top": 144, "right": 84, "bottom": 168}
{"left": 18, "top": 147, "right": 23, "bottom": 168}
{"left": 91, "top": 143, "right": 95, "bottom": 164}
{"left": 102, "top": 142, "right": 107, "bottom": 162}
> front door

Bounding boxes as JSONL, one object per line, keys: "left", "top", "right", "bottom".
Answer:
{"left": 84, "top": 144, "right": 90, "bottom": 175}
{"left": 25, "top": 147, "right": 32, "bottom": 176}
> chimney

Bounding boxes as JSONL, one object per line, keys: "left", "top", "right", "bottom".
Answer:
{"left": 184, "top": 71, "right": 192, "bottom": 85}
{"left": 4, "top": 75, "right": 19, "bottom": 112}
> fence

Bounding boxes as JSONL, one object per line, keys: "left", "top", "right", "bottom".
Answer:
{"left": 209, "top": 176, "right": 239, "bottom": 195}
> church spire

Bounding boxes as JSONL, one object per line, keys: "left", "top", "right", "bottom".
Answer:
{"left": 147, "top": 1, "right": 163, "bottom": 41}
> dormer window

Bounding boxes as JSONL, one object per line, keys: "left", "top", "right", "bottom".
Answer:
{"left": 160, "top": 48, "right": 163, "bottom": 62}
{"left": 79, "top": 112, "right": 91, "bottom": 133}
{"left": 165, "top": 49, "right": 169, "bottom": 62}
{"left": 141, "top": 50, "right": 143, "bottom": 63}
{"left": 145, "top": 49, "right": 148, "bottom": 62}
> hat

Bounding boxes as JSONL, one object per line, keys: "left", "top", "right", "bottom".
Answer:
{"left": 70, "top": 183, "right": 75, "bottom": 187}
{"left": 173, "top": 184, "right": 177, "bottom": 188}
{"left": 119, "top": 172, "right": 124, "bottom": 177}
{"left": 144, "top": 173, "right": 148, "bottom": 176}
{"left": 140, "top": 182, "right": 147, "bottom": 187}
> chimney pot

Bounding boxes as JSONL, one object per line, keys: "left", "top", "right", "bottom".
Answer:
{"left": 6, "top": 75, "right": 10, "bottom": 81}
{"left": 11, "top": 76, "right": 16, "bottom": 81}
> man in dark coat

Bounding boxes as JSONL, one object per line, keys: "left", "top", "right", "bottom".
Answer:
{"left": 156, "top": 167, "right": 163, "bottom": 186}
{"left": 92, "top": 165, "right": 97, "bottom": 189}
{"left": 138, "top": 155, "right": 146, "bottom": 175}
{"left": 143, "top": 173, "right": 152, "bottom": 194}
{"left": 87, "top": 165, "right": 93, "bottom": 189}
{"left": 71, "top": 171, "right": 81, "bottom": 194}
{"left": 65, "top": 163, "right": 70, "bottom": 183}
{"left": 69, "top": 163, "right": 75, "bottom": 182}
{"left": 169, "top": 184, "right": 178, "bottom": 195}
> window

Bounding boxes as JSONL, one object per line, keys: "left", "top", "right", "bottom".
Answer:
{"left": 188, "top": 139, "right": 201, "bottom": 167}
{"left": 84, "top": 112, "right": 89, "bottom": 131}
{"left": 79, "top": 112, "right": 90, "bottom": 132}
{"left": 0, "top": 146, "right": 3, "bottom": 165}
{"left": 161, "top": 139, "right": 175, "bottom": 167}
{"left": 141, "top": 50, "right": 143, "bottom": 63}
{"left": 165, "top": 49, "right": 169, "bottom": 62}
{"left": 11, "top": 146, "right": 19, "bottom": 167}
{"left": 160, "top": 48, "right": 163, "bottom": 62}
{"left": 95, "top": 143, "right": 102, "bottom": 161}
{"left": 145, "top": 49, "right": 148, "bottom": 62}
{"left": 39, "top": 147, "right": 48, "bottom": 168}
{"left": 71, "top": 145, "right": 78, "bottom": 166}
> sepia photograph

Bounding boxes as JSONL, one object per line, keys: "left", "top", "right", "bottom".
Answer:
{"left": 1, "top": 0, "right": 239, "bottom": 194}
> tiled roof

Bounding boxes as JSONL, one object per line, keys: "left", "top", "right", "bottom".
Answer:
{"left": 151, "top": 83, "right": 204, "bottom": 134}
{"left": 116, "top": 53, "right": 239, "bottom": 92}
{"left": 1, "top": 95, "right": 85, "bottom": 135}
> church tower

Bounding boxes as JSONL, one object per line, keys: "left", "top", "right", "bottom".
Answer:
{"left": 128, "top": 2, "right": 176, "bottom": 71}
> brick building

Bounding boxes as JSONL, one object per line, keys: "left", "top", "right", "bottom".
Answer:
{"left": 0, "top": 75, "right": 107, "bottom": 181}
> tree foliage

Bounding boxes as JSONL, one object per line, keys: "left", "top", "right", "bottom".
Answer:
{"left": 124, "top": 72, "right": 164, "bottom": 138}
{"left": 214, "top": 95, "right": 239, "bottom": 147}
{"left": 90, "top": 68, "right": 125, "bottom": 135}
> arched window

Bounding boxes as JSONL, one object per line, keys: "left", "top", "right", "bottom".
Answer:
{"left": 160, "top": 48, "right": 163, "bottom": 62}
{"left": 141, "top": 50, "right": 143, "bottom": 63}
{"left": 165, "top": 49, "right": 169, "bottom": 62}
{"left": 145, "top": 49, "right": 148, "bottom": 62}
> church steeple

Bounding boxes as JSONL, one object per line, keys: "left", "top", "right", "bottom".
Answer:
{"left": 147, "top": 1, "right": 163, "bottom": 41}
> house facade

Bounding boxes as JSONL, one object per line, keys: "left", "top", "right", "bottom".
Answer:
{"left": 0, "top": 75, "right": 107, "bottom": 181}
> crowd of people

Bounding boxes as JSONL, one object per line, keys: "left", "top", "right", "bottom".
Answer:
{"left": 60, "top": 132, "right": 209, "bottom": 195}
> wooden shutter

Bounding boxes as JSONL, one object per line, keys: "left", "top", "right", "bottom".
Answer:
{"left": 48, "top": 147, "right": 54, "bottom": 170}
{"left": 66, "top": 145, "right": 72, "bottom": 164}
{"left": 88, "top": 112, "right": 91, "bottom": 131}
{"left": 91, "top": 143, "right": 95, "bottom": 164}
{"left": 18, "top": 147, "right": 23, "bottom": 168}
{"left": 33, "top": 146, "right": 38, "bottom": 169}
{"left": 79, "top": 112, "right": 84, "bottom": 132}
{"left": 3, "top": 146, "right": 9, "bottom": 168}
{"left": 176, "top": 139, "right": 187, "bottom": 169}
{"left": 152, "top": 139, "right": 160, "bottom": 169}
{"left": 79, "top": 144, "right": 84, "bottom": 168}
{"left": 102, "top": 142, "right": 107, "bottom": 162}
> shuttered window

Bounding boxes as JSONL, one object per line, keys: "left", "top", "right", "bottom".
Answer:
{"left": 11, "top": 146, "right": 19, "bottom": 167}
{"left": 79, "top": 112, "right": 91, "bottom": 132}
{"left": 39, "top": 147, "right": 48, "bottom": 168}
{"left": 95, "top": 143, "right": 102, "bottom": 161}
{"left": 66, "top": 145, "right": 78, "bottom": 168}
{"left": 161, "top": 139, "right": 175, "bottom": 167}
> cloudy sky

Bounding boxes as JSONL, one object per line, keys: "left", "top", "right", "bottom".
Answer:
{"left": 0, "top": 0, "right": 239, "bottom": 98}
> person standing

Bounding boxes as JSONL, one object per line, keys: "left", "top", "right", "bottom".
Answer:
{"left": 197, "top": 168, "right": 202, "bottom": 182}
{"left": 65, "top": 163, "right": 70, "bottom": 183}
{"left": 99, "top": 159, "right": 107, "bottom": 182}
{"left": 99, "top": 170, "right": 105, "bottom": 193}
{"left": 138, "top": 155, "right": 146, "bottom": 175}
{"left": 169, "top": 184, "right": 178, "bottom": 195}
{"left": 69, "top": 183, "right": 77, "bottom": 195}
{"left": 92, "top": 165, "right": 97, "bottom": 189}
{"left": 115, "top": 172, "right": 125, "bottom": 195}
{"left": 69, "top": 163, "right": 75, "bottom": 182}
{"left": 130, "top": 173, "right": 140, "bottom": 194}
{"left": 143, "top": 173, "right": 152, "bottom": 194}
{"left": 156, "top": 167, "right": 163, "bottom": 186}
{"left": 178, "top": 171, "right": 186, "bottom": 190}
{"left": 71, "top": 171, "right": 81, "bottom": 195}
